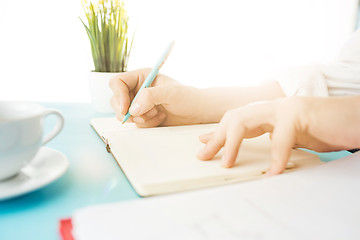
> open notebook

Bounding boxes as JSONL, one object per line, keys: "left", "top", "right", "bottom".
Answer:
{"left": 90, "top": 118, "right": 322, "bottom": 196}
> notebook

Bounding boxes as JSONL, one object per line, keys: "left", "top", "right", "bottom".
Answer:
{"left": 90, "top": 117, "right": 322, "bottom": 196}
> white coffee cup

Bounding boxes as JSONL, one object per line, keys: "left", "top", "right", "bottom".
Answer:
{"left": 0, "top": 102, "right": 64, "bottom": 181}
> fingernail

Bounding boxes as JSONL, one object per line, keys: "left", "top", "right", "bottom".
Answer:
{"left": 264, "top": 171, "right": 272, "bottom": 177}
{"left": 264, "top": 169, "right": 276, "bottom": 177}
{"left": 199, "top": 134, "right": 207, "bottom": 140}
{"left": 133, "top": 117, "right": 144, "bottom": 123}
{"left": 129, "top": 103, "right": 141, "bottom": 115}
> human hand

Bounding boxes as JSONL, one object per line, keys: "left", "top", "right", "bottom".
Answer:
{"left": 197, "top": 96, "right": 360, "bottom": 176}
{"left": 109, "top": 68, "right": 203, "bottom": 127}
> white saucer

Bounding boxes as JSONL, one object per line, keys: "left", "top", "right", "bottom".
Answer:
{"left": 0, "top": 147, "right": 69, "bottom": 201}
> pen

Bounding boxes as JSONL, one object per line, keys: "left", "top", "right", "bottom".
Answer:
{"left": 122, "top": 41, "right": 175, "bottom": 124}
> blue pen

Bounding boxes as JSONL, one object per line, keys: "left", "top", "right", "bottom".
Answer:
{"left": 122, "top": 41, "right": 175, "bottom": 124}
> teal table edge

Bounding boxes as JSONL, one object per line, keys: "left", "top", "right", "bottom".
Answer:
{"left": 0, "top": 102, "right": 351, "bottom": 240}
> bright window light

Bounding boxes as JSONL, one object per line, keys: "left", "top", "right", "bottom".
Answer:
{"left": 0, "top": 0, "right": 358, "bottom": 102}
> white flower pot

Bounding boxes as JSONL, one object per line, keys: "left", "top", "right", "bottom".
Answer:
{"left": 88, "top": 71, "right": 121, "bottom": 113}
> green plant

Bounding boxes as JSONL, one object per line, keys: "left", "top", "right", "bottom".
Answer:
{"left": 80, "top": 0, "right": 134, "bottom": 72}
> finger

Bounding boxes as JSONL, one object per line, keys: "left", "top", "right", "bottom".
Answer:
{"left": 197, "top": 127, "right": 226, "bottom": 161}
{"left": 199, "top": 132, "right": 214, "bottom": 144}
{"left": 115, "top": 113, "right": 135, "bottom": 123}
{"left": 221, "top": 124, "right": 245, "bottom": 168}
{"left": 109, "top": 69, "right": 150, "bottom": 92}
{"left": 129, "top": 85, "right": 172, "bottom": 116}
{"left": 266, "top": 122, "right": 296, "bottom": 176}
{"left": 134, "top": 112, "right": 167, "bottom": 128}
{"left": 110, "top": 90, "right": 130, "bottom": 115}
{"left": 133, "top": 108, "right": 159, "bottom": 124}
{"left": 109, "top": 69, "right": 150, "bottom": 115}
{"left": 111, "top": 94, "right": 129, "bottom": 116}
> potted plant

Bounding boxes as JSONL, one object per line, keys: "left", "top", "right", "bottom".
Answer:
{"left": 80, "top": 0, "right": 134, "bottom": 113}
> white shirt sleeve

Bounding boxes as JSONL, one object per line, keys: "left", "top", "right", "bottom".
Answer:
{"left": 276, "top": 30, "right": 360, "bottom": 97}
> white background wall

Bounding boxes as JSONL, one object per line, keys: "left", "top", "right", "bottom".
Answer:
{"left": 0, "top": 0, "right": 358, "bottom": 103}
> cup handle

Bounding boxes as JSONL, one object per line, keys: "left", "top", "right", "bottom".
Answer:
{"left": 41, "top": 109, "right": 65, "bottom": 145}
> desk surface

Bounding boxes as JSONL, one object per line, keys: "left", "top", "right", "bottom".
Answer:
{"left": 0, "top": 103, "right": 351, "bottom": 240}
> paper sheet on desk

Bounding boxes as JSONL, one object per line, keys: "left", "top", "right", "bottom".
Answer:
{"left": 73, "top": 152, "right": 360, "bottom": 240}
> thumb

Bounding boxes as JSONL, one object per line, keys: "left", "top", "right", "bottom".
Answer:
{"left": 129, "top": 85, "right": 171, "bottom": 116}
{"left": 267, "top": 122, "right": 296, "bottom": 176}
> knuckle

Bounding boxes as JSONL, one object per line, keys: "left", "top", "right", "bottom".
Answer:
{"left": 140, "top": 68, "right": 152, "bottom": 78}
{"left": 141, "top": 88, "right": 152, "bottom": 102}
{"left": 222, "top": 109, "right": 238, "bottom": 122}
{"left": 109, "top": 74, "right": 121, "bottom": 88}
{"left": 280, "top": 96, "right": 305, "bottom": 118}
{"left": 212, "top": 131, "right": 225, "bottom": 147}
{"left": 222, "top": 111, "right": 231, "bottom": 120}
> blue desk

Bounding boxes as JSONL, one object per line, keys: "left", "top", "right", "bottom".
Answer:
{"left": 0, "top": 103, "right": 351, "bottom": 240}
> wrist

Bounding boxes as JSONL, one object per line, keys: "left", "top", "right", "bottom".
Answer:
{"left": 197, "top": 88, "right": 226, "bottom": 124}
{"left": 186, "top": 86, "right": 207, "bottom": 124}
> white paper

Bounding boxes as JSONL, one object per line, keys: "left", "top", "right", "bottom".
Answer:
{"left": 73, "top": 152, "right": 360, "bottom": 240}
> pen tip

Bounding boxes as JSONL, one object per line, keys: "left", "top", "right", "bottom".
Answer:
{"left": 122, "top": 121, "right": 125, "bottom": 125}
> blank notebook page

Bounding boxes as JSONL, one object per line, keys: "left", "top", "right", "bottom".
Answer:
{"left": 91, "top": 118, "right": 322, "bottom": 196}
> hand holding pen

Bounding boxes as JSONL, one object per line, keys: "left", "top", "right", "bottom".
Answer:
{"left": 122, "top": 41, "right": 175, "bottom": 124}
{"left": 109, "top": 42, "right": 206, "bottom": 128}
